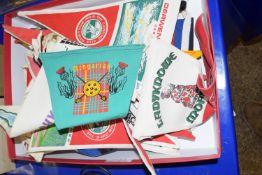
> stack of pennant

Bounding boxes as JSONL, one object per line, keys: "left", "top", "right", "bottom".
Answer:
{"left": 0, "top": 0, "right": 217, "bottom": 175}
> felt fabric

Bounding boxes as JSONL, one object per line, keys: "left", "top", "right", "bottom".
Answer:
{"left": 132, "top": 39, "right": 214, "bottom": 140}
{"left": 41, "top": 44, "right": 144, "bottom": 129}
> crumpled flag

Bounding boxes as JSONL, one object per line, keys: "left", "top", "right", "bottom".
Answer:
{"left": 41, "top": 44, "right": 144, "bottom": 129}
{"left": 3, "top": 25, "right": 51, "bottom": 46}
{"left": 132, "top": 39, "right": 215, "bottom": 140}
{"left": 42, "top": 33, "right": 87, "bottom": 53}
{"left": 195, "top": 14, "right": 216, "bottom": 108}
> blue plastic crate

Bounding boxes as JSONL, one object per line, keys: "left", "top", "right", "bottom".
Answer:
{"left": 3, "top": 0, "right": 240, "bottom": 174}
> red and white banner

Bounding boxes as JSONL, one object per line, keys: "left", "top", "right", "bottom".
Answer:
{"left": 19, "top": 5, "right": 120, "bottom": 47}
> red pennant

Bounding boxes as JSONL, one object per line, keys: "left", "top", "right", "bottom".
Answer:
{"left": 27, "top": 56, "right": 41, "bottom": 78}
{"left": 3, "top": 25, "right": 51, "bottom": 45}
{"left": 70, "top": 119, "right": 132, "bottom": 146}
{"left": 20, "top": 5, "right": 120, "bottom": 47}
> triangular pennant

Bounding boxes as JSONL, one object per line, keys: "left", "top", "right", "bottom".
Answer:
{"left": 3, "top": 25, "right": 51, "bottom": 45}
{"left": 18, "top": 5, "right": 120, "bottom": 47}
{"left": 169, "top": 129, "right": 196, "bottom": 141}
{"left": 19, "top": 0, "right": 182, "bottom": 47}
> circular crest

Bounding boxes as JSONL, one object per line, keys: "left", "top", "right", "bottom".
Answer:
{"left": 76, "top": 13, "right": 108, "bottom": 46}
{"left": 81, "top": 120, "right": 116, "bottom": 141}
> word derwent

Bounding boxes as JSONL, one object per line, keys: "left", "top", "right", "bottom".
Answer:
{"left": 156, "top": 3, "right": 169, "bottom": 39}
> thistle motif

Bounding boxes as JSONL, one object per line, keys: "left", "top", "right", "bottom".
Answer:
{"left": 108, "top": 62, "right": 128, "bottom": 94}
{"left": 56, "top": 67, "right": 77, "bottom": 99}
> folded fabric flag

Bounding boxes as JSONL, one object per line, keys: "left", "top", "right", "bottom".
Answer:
{"left": 28, "top": 119, "right": 133, "bottom": 153}
{"left": 10, "top": 68, "right": 54, "bottom": 138}
{"left": 18, "top": 0, "right": 181, "bottom": 47}
{"left": 127, "top": 102, "right": 179, "bottom": 155}
{"left": 10, "top": 33, "right": 86, "bottom": 138}
{"left": 40, "top": 44, "right": 144, "bottom": 129}
{"left": 195, "top": 14, "right": 216, "bottom": 107}
{"left": 126, "top": 100, "right": 195, "bottom": 156}
{"left": 132, "top": 39, "right": 214, "bottom": 140}
{"left": 132, "top": 50, "right": 203, "bottom": 103}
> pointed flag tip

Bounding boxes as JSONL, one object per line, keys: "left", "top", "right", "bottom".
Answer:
{"left": 3, "top": 25, "right": 51, "bottom": 45}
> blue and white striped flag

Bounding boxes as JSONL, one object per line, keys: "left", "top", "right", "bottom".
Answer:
{"left": 174, "top": 13, "right": 194, "bottom": 50}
